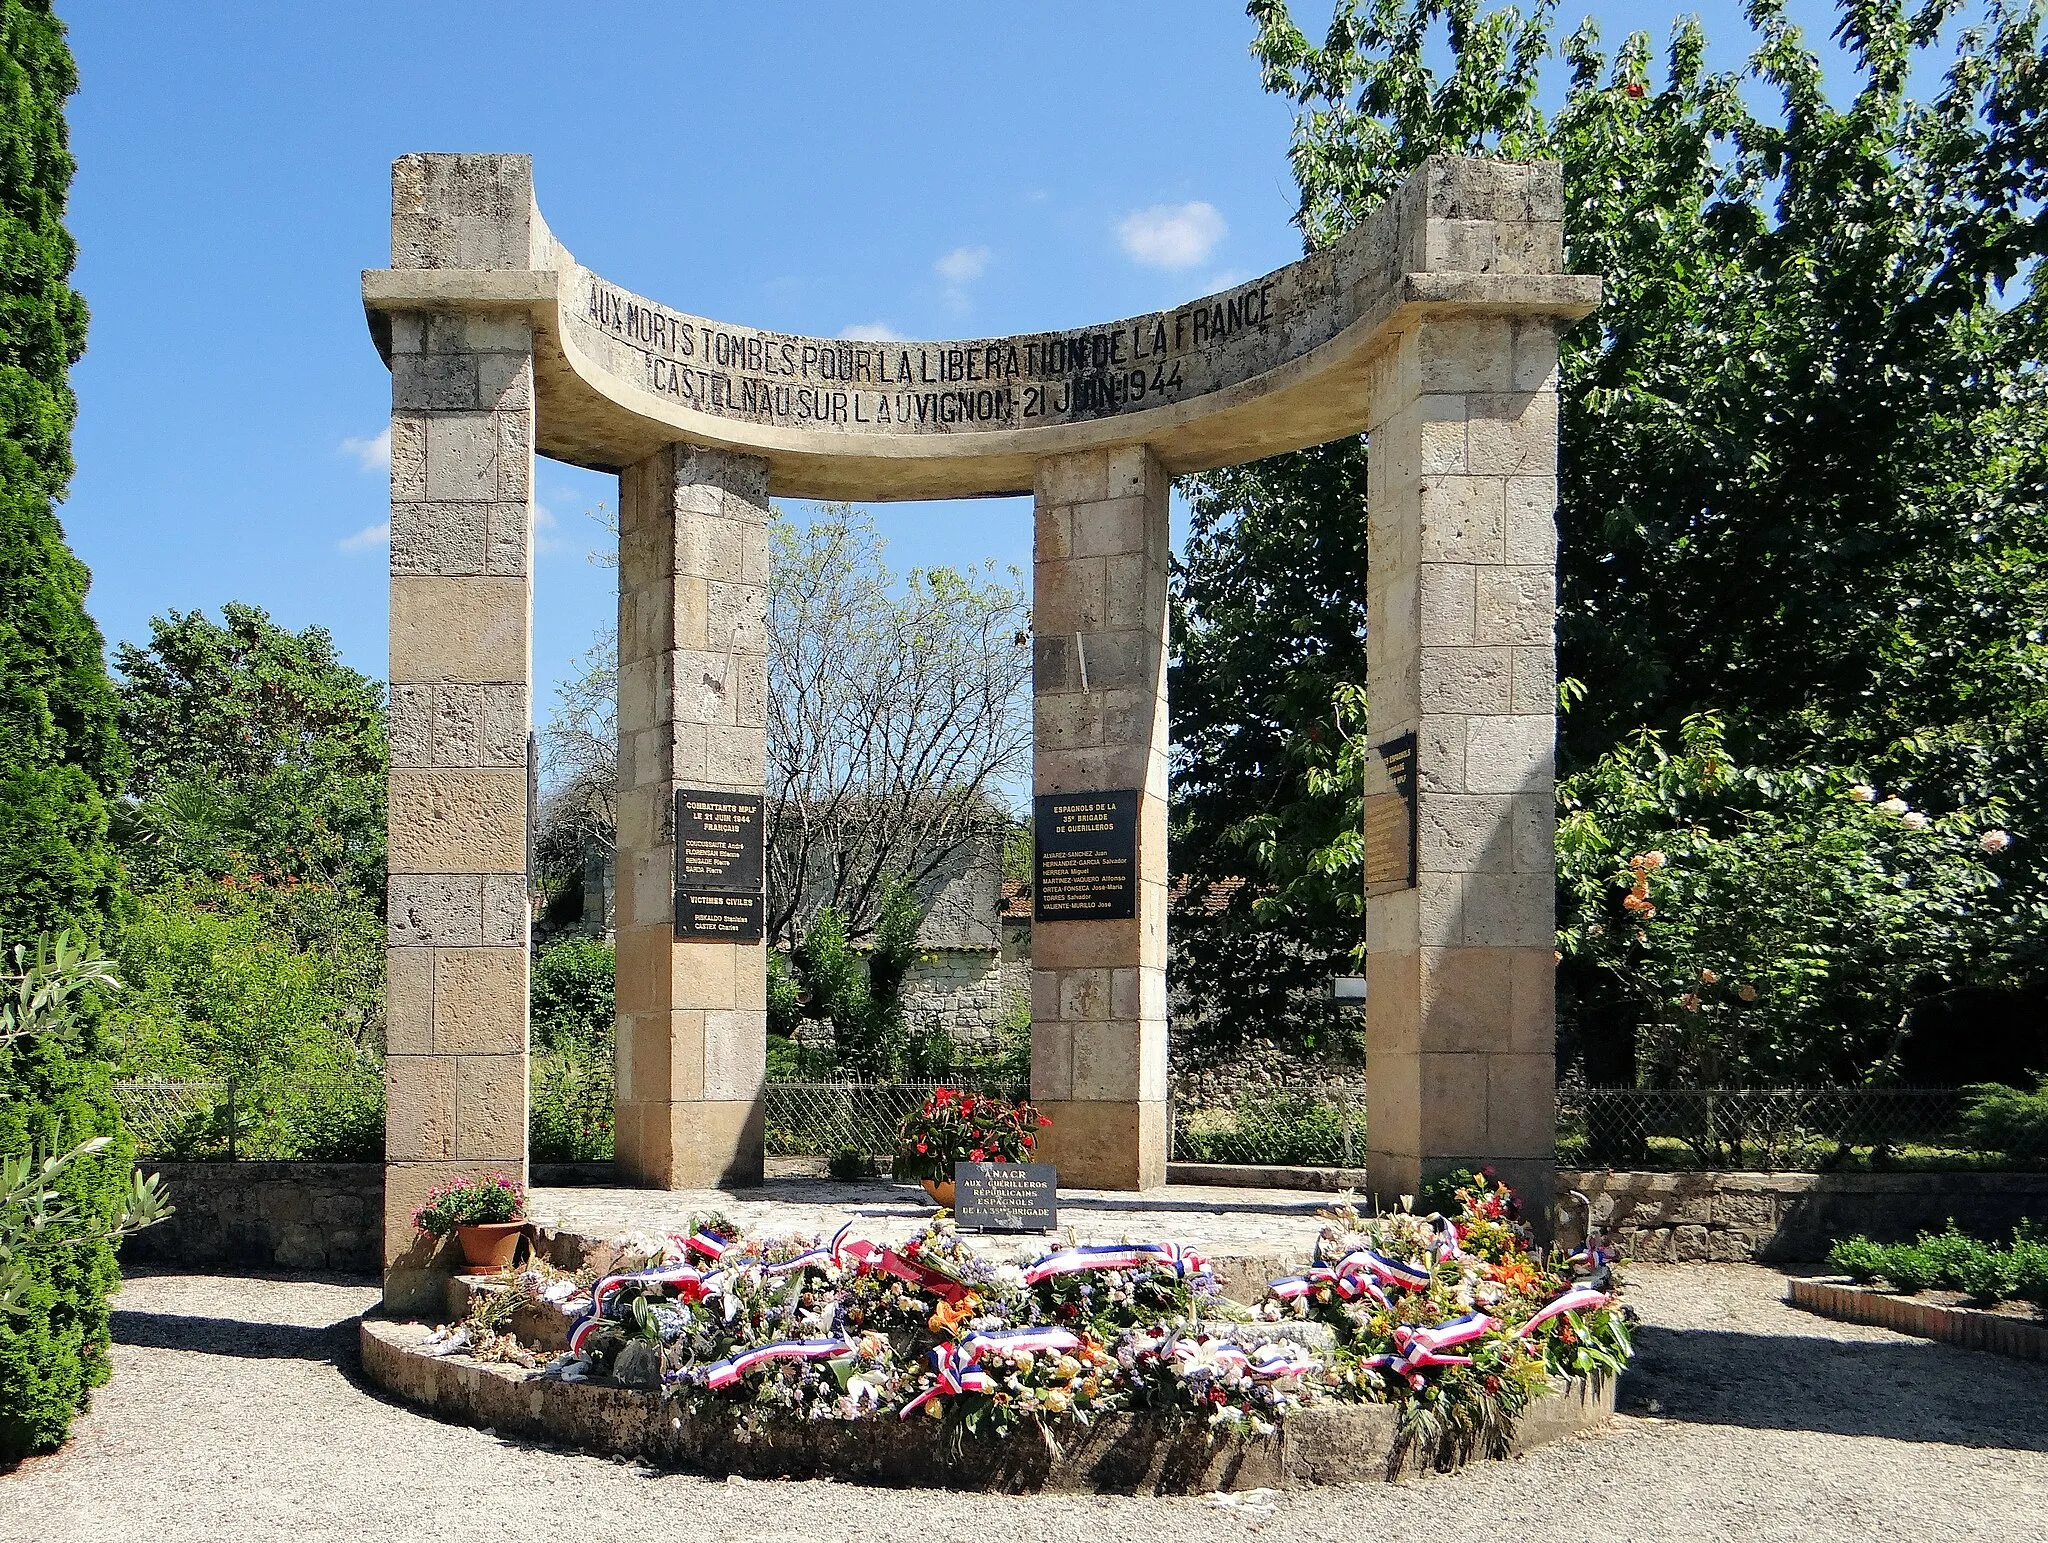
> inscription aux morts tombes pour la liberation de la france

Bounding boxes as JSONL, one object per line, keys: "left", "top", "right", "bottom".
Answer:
{"left": 585, "top": 276, "right": 1280, "bottom": 432}
{"left": 365, "top": 151, "right": 1596, "bottom": 1309}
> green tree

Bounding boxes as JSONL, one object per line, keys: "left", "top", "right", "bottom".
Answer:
{"left": 0, "top": 1, "right": 134, "bottom": 1460}
{"left": 1174, "top": 0, "right": 2048, "bottom": 1072}
{"left": 112, "top": 603, "right": 387, "bottom": 900}
{"left": 1170, "top": 442, "right": 1371, "bottom": 1048}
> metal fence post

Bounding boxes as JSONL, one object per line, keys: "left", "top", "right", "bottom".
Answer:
{"left": 1340, "top": 1086, "right": 1355, "bottom": 1169}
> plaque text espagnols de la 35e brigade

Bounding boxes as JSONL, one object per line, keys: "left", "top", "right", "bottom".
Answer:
{"left": 952, "top": 1162, "right": 1059, "bottom": 1233}
{"left": 1363, "top": 732, "right": 1418, "bottom": 894}
{"left": 1032, "top": 789, "right": 1140, "bottom": 922}
{"left": 673, "top": 790, "right": 765, "bottom": 942}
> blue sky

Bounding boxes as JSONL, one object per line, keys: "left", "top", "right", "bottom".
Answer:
{"left": 57, "top": 1, "right": 1883, "bottom": 726}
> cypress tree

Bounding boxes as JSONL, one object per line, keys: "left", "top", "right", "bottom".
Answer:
{"left": 0, "top": 0, "right": 133, "bottom": 1460}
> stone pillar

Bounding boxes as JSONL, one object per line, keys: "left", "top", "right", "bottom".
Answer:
{"left": 1029, "top": 447, "right": 1170, "bottom": 1190}
{"left": 380, "top": 154, "right": 537, "bottom": 1311}
{"left": 613, "top": 444, "right": 770, "bottom": 1188}
{"left": 1364, "top": 313, "right": 1561, "bottom": 1212}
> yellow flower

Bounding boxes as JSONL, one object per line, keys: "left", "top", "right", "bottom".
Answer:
{"left": 924, "top": 1397, "right": 946, "bottom": 1418}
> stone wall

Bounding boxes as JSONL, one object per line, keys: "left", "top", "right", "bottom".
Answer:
{"left": 1170, "top": 1033, "right": 1365, "bottom": 1105}
{"left": 1556, "top": 1168, "right": 2048, "bottom": 1263}
{"left": 123, "top": 1162, "right": 383, "bottom": 1275}
{"left": 902, "top": 950, "right": 1027, "bottom": 1051}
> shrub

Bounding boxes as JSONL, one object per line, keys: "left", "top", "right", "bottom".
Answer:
{"left": 2012, "top": 1237, "right": 2048, "bottom": 1312}
{"left": 766, "top": 948, "right": 802, "bottom": 1039}
{"left": 1916, "top": 1221, "right": 1979, "bottom": 1290}
{"left": 1828, "top": 1236, "right": 1889, "bottom": 1285}
{"left": 1177, "top": 1092, "right": 1353, "bottom": 1167}
{"left": 531, "top": 939, "right": 613, "bottom": 1053}
{"left": 1875, "top": 1243, "right": 1940, "bottom": 1294}
{"left": 105, "top": 875, "right": 383, "bottom": 1159}
{"left": 1, "top": 936, "right": 168, "bottom": 1462}
{"left": 530, "top": 1042, "right": 613, "bottom": 1163}
{"left": 827, "top": 1146, "right": 877, "bottom": 1181}
{"left": 1955, "top": 1245, "right": 2021, "bottom": 1305}
{"left": 1959, "top": 1076, "right": 2048, "bottom": 1159}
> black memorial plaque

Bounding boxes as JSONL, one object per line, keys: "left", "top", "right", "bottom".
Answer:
{"left": 1363, "top": 732, "right": 1418, "bottom": 892}
{"left": 953, "top": 1162, "right": 1058, "bottom": 1233}
{"left": 1033, "top": 789, "right": 1140, "bottom": 922}
{"left": 674, "top": 790, "right": 765, "bottom": 942}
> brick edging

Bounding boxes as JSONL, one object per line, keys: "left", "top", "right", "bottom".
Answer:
{"left": 1787, "top": 1278, "right": 2048, "bottom": 1362}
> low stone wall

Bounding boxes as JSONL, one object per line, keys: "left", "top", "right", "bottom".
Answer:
{"left": 360, "top": 1318, "right": 1616, "bottom": 1491}
{"left": 122, "top": 1161, "right": 382, "bottom": 1275}
{"left": 1558, "top": 1169, "right": 2048, "bottom": 1263}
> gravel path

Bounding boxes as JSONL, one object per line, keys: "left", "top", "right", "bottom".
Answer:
{"left": 5, "top": 1264, "right": 2044, "bottom": 1542}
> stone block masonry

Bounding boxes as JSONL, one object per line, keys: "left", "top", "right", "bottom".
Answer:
{"left": 1030, "top": 446, "right": 1171, "bottom": 1189}
{"left": 1365, "top": 303, "right": 1564, "bottom": 1218}
{"left": 612, "top": 443, "right": 770, "bottom": 1188}
{"left": 382, "top": 154, "right": 538, "bottom": 1314}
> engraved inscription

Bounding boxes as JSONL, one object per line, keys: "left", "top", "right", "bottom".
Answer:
{"left": 953, "top": 1162, "right": 1058, "bottom": 1234}
{"left": 674, "top": 790, "right": 765, "bottom": 942}
{"left": 566, "top": 240, "right": 1359, "bottom": 441}
{"left": 1034, "top": 789, "right": 1140, "bottom": 923}
{"left": 1363, "top": 733, "right": 1418, "bottom": 892}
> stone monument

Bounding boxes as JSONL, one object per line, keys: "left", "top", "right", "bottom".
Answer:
{"left": 366, "top": 151, "right": 1597, "bottom": 1308}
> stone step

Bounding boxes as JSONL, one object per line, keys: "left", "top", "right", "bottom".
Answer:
{"left": 445, "top": 1274, "right": 583, "bottom": 1353}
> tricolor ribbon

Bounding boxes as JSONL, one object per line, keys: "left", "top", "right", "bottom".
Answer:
{"left": 1517, "top": 1285, "right": 1612, "bottom": 1337}
{"left": 684, "top": 1229, "right": 730, "bottom": 1261}
{"left": 960, "top": 1326, "right": 1081, "bottom": 1361}
{"left": 1353, "top": 1249, "right": 1434, "bottom": 1292}
{"left": 701, "top": 1335, "right": 850, "bottom": 1390}
{"left": 1268, "top": 1251, "right": 1393, "bottom": 1308}
{"left": 1358, "top": 1311, "right": 1499, "bottom": 1385}
{"left": 566, "top": 1262, "right": 707, "bottom": 1352}
{"left": 1023, "top": 1242, "right": 1210, "bottom": 1286}
{"left": 899, "top": 1341, "right": 995, "bottom": 1419}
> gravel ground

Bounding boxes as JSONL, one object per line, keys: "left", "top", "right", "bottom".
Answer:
{"left": 6, "top": 1263, "right": 2044, "bottom": 1542}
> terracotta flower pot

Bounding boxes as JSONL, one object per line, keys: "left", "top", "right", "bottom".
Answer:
{"left": 453, "top": 1220, "right": 528, "bottom": 1271}
{"left": 920, "top": 1179, "right": 956, "bottom": 1209}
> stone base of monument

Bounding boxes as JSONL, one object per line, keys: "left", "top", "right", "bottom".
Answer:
{"left": 359, "top": 1319, "right": 1615, "bottom": 1492}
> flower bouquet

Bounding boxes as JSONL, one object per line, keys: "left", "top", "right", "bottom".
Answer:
{"left": 894, "top": 1087, "right": 1050, "bottom": 1204}
{"left": 525, "top": 1172, "right": 1632, "bottom": 1460}
{"left": 412, "top": 1171, "right": 529, "bottom": 1270}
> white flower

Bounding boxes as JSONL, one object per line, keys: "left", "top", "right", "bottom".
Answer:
{"left": 1900, "top": 811, "right": 1929, "bottom": 830}
{"left": 1879, "top": 797, "right": 1910, "bottom": 815}
{"left": 1982, "top": 829, "right": 2012, "bottom": 853}
{"left": 1849, "top": 784, "right": 1876, "bottom": 802}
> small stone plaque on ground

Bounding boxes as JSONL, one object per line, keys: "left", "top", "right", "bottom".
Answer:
{"left": 953, "top": 1162, "right": 1058, "bottom": 1233}
{"left": 1033, "top": 789, "right": 1139, "bottom": 921}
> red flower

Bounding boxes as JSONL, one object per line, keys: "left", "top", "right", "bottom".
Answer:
{"left": 1038, "top": 1115, "right": 1052, "bottom": 1128}
{"left": 916, "top": 1141, "right": 928, "bottom": 1154}
{"left": 1022, "top": 1135, "right": 1034, "bottom": 1148}
{"left": 970, "top": 1148, "right": 986, "bottom": 1162}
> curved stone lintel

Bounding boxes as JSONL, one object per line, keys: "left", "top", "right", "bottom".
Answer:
{"left": 360, "top": 1318, "right": 1617, "bottom": 1492}
{"left": 363, "top": 155, "right": 1598, "bottom": 500}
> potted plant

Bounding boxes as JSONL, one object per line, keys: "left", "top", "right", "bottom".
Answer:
{"left": 895, "top": 1087, "right": 1050, "bottom": 1207}
{"left": 413, "top": 1172, "right": 528, "bottom": 1270}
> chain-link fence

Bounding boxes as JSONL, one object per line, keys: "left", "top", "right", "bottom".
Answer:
{"left": 1557, "top": 1085, "right": 2048, "bottom": 1171}
{"left": 113, "top": 1077, "right": 384, "bottom": 1162}
{"left": 1169, "top": 1084, "right": 1367, "bottom": 1167}
{"left": 763, "top": 1080, "right": 1030, "bottom": 1159}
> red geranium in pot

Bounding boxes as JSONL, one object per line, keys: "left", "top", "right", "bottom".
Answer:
{"left": 895, "top": 1088, "right": 1050, "bottom": 1208}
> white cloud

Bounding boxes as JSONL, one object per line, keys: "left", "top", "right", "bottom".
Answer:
{"left": 340, "top": 425, "right": 390, "bottom": 471}
{"left": 839, "top": 321, "right": 906, "bottom": 341}
{"left": 934, "top": 245, "right": 990, "bottom": 285}
{"left": 337, "top": 521, "right": 389, "bottom": 553}
{"left": 1117, "top": 202, "right": 1228, "bottom": 271}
